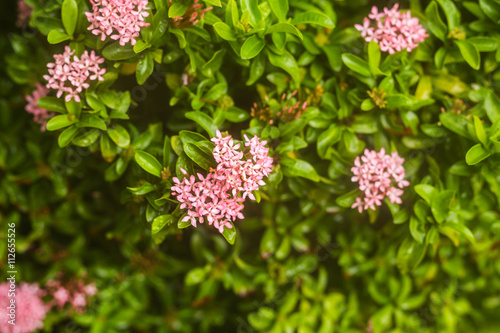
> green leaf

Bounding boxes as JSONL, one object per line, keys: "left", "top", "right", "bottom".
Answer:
{"left": 100, "top": 134, "right": 117, "bottom": 161}
{"left": 133, "top": 40, "right": 151, "bottom": 54}
{"left": 410, "top": 216, "right": 427, "bottom": 244}
{"left": 336, "top": 189, "right": 359, "bottom": 208}
{"left": 163, "top": 135, "right": 171, "bottom": 167}
{"left": 466, "top": 143, "right": 491, "bottom": 165}
{"left": 78, "top": 114, "right": 107, "bottom": 131}
{"left": 72, "top": 129, "right": 100, "bottom": 147}
{"left": 267, "top": 49, "right": 300, "bottom": 85}
{"left": 46, "top": 115, "right": 77, "bottom": 131}
{"left": 317, "top": 124, "right": 341, "bottom": 159}
{"left": 266, "top": 23, "right": 302, "bottom": 40}
{"left": 185, "top": 266, "right": 209, "bottom": 286}
{"left": 47, "top": 30, "right": 70, "bottom": 44}
{"left": 134, "top": 150, "right": 163, "bottom": 177}
{"left": 269, "top": 0, "right": 288, "bottom": 22}
{"left": 177, "top": 214, "right": 191, "bottom": 229}
{"left": 396, "top": 237, "right": 427, "bottom": 274}
{"left": 184, "top": 143, "right": 215, "bottom": 170}
{"left": 436, "top": 0, "right": 460, "bottom": 30}
{"left": 247, "top": 50, "right": 265, "bottom": 85}
{"left": 65, "top": 99, "right": 81, "bottom": 118}
{"left": 455, "top": 40, "right": 480, "bottom": 70}
{"left": 431, "top": 190, "right": 454, "bottom": 223}
{"left": 185, "top": 111, "right": 218, "bottom": 137}
{"left": 240, "top": 35, "right": 266, "bottom": 60}
{"left": 468, "top": 37, "right": 498, "bottom": 52}
{"left": 440, "top": 221, "right": 476, "bottom": 244}
{"left": 152, "top": 214, "right": 173, "bottom": 234}
{"left": 280, "top": 118, "right": 306, "bottom": 138}
{"left": 242, "top": 0, "right": 262, "bottom": 27}
{"left": 341, "top": 54, "right": 371, "bottom": 77}
{"left": 127, "top": 182, "right": 155, "bottom": 195}
{"left": 136, "top": 52, "right": 154, "bottom": 85}
{"left": 474, "top": 116, "right": 488, "bottom": 145}
{"left": 224, "top": 107, "right": 250, "bottom": 123}
{"left": 414, "top": 184, "right": 437, "bottom": 205}
{"left": 439, "top": 113, "right": 473, "bottom": 139}
{"left": 291, "top": 11, "right": 335, "bottom": 28}
{"left": 368, "top": 41, "right": 382, "bottom": 76}
{"left": 37, "top": 97, "right": 66, "bottom": 113}
{"left": 484, "top": 92, "right": 500, "bottom": 123}
{"left": 108, "top": 125, "right": 131, "bottom": 148}
{"left": 102, "top": 42, "right": 136, "bottom": 61}
{"left": 61, "top": 0, "right": 78, "bottom": 36}
{"left": 425, "top": 1, "right": 447, "bottom": 41}
{"left": 479, "top": 0, "right": 500, "bottom": 23}
{"left": 371, "top": 306, "right": 393, "bottom": 333}
{"left": 222, "top": 224, "right": 236, "bottom": 244}
{"left": 213, "top": 22, "right": 237, "bottom": 41}
{"left": 281, "top": 156, "right": 320, "bottom": 182}
{"left": 58, "top": 125, "right": 80, "bottom": 147}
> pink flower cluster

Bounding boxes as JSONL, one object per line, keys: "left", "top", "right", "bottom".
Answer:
{"left": 351, "top": 148, "right": 410, "bottom": 213}
{"left": 43, "top": 46, "right": 106, "bottom": 102}
{"left": 169, "top": 0, "right": 213, "bottom": 29}
{"left": 25, "top": 83, "right": 53, "bottom": 131}
{"left": 45, "top": 277, "right": 97, "bottom": 313}
{"left": 85, "top": 0, "right": 150, "bottom": 46}
{"left": 0, "top": 282, "right": 48, "bottom": 333}
{"left": 355, "top": 4, "right": 428, "bottom": 54}
{"left": 171, "top": 131, "right": 273, "bottom": 233}
{"left": 16, "top": 0, "right": 32, "bottom": 27}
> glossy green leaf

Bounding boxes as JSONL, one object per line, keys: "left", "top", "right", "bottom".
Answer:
{"left": 58, "top": 125, "right": 80, "bottom": 147}
{"left": 291, "top": 11, "right": 335, "bottom": 28}
{"left": 213, "top": 22, "right": 237, "bottom": 41}
{"left": 396, "top": 237, "right": 427, "bottom": 274}
{"left": 269, "top": 0, "right": 288, "bottom": 22}
{"left": 152, "top": 214, "right": 173, "bottom": 234}
{"left": 466, "top": 143, "right": 491, "bottom": 165}
{"left": 61, "top": 0, "right": 78, "bottom": 36}
{"left": 455, "top": 40, "right": 480, "bottom": 70}
{"left": 46, "top": 115, "right": 77, "bottom": 131}
{"left": 267, "top": 49, "right": 300, "bottom": 85}
{"left": 414, "top": 184, "right": 438, "bottom": 205}
{"left": 425, "top": 1, "right": 447, "bottom": 41}
{"left": 185, "top": 111, "right": 218, "bottom": 137}
{"left": 78, "top": 115, "right": 107, "bottom": 131}
{"left": 241, "top": 35, "right": 266, "bottom": 60}
{"left": 38, "top": 97, "right": 66, "bottom": 113}
{"left": 266, "top": 23, "right": 302, "bottom": 40}
{"left": 108, "top": 125, "right": 131, "bottom": 148}
{"left": 222, "top": 224, "right": 236, "bottom": 244}
{"left": 47, "top": 30, "right": 70, "bottom": 44}
{"left": 317, "top": 124, "right": 341, "bottom": 159}
{"left": 341, "top": 54, "right": 371, "bottom": 77}
{"left": 135, "top": 150, "right": 163, "bottom": 177}
{"left": 281, "top": 156, "right": 320, "bottom": 182}
{"left": 431, "top": 190, "right": 454, "bottom": 223}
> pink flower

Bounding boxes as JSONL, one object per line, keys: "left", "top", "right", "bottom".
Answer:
{"left": 171, "top": 131, "right": 273, "bottom": 233}
{"left": 25, "top": 83, "right": 53, "bottom": 131}
{"left": 85, "top": 0, "right": 150, "bottom": 46}
{"left": 350, "top": 148, "right": 410, "bottom": 213}
{"left": 355, "top": 4, "right": 428, "bottom": 53}
{"left": 169, "top": 0, "right": 212, "bottom": 29}
{"left": 43, "top": 46, "right": 106, "bottom": 102}
{"left": 0, "top": 282, "right": 48, "bottom": 333}
{"left": 16, "top": 0, "right": 32, "bottom": 27}
{"left": 46, "top": 277, "right": 97, "bottom": 313}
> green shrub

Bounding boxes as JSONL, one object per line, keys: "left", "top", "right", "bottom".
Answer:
{"left": 1, "top": 0, "right": 500, "bottom": 332}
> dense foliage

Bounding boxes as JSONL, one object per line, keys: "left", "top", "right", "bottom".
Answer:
{"left": 1, "top": 0, "right": 500, "bottom": 332}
